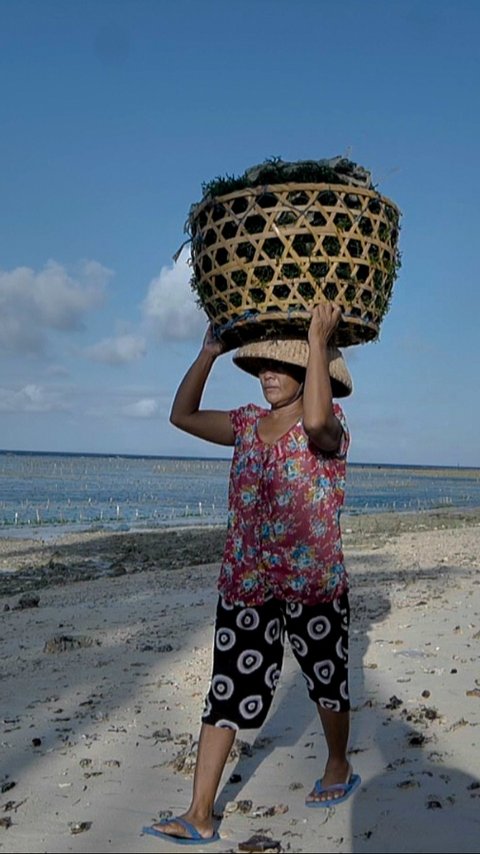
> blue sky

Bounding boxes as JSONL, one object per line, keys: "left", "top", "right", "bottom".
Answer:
{"left": 1, "top": 0, "right": 479, "bottom": 466}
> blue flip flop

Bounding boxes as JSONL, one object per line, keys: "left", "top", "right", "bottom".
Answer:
{"left": 142, "top": 817, "right": 220, "bottom": 845}
{"left": 305, "top": 772, "right": 361, "bottom": 808}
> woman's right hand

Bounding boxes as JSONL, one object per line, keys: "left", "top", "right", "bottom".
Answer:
{"left": 170, "top": 322, "right": 234, "bottom": 447}
{"left": 201, "top": 324, "right": 225, "bottom": 358}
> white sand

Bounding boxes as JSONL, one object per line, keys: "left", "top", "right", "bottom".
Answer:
{"left": 1, "top": 516, "right": 480, "bottom": 853}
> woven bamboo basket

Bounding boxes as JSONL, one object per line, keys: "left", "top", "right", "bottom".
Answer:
{"left": 188, "top": 181, "right": 401, "bottom": 350}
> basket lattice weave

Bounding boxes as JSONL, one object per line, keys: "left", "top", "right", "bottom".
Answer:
{"left": 189, "top": 182, "right": 401, "bottom": 349}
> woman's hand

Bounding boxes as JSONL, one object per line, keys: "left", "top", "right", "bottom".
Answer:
{"left": 308, "top": 303, "right": 342, "bottom": 347}
{"left": 169, "top": 322, "right": 234, "bottom": 446}
{"left": 201, "top": 324, "right": 225, "bottom": 358}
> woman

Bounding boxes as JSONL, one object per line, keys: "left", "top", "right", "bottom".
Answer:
{"left": 143, "top": 303, "right": 360, "bottom": 846}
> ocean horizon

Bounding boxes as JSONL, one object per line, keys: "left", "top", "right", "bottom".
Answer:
{"left": 1, "top": 447, "right": 479, "bottom": 471}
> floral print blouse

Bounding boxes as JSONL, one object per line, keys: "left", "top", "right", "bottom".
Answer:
{"left": 218, "top": 403, "right": 350, "bottom": 606}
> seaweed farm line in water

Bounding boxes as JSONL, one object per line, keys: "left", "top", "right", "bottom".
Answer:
{"left": 1, "top": 453, "right": 480, "bottom": 536}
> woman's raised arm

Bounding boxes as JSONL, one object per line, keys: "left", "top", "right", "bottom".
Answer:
{"left": 303, "top": 304, "right": 343, "bottom": 452}
{"left": 169, "top": 326, "right": 235, "bottom": 447}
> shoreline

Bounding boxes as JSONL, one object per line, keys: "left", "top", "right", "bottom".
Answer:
{"left": 1, "top": 506, "right": 480, "bottom": 599}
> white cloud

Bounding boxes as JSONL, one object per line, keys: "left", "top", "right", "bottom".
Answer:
{"left": 0, "top": 384, "right": 69, "bottom": 413}
{"left": 85, "top": 333, "right": 147, "bottom": 365}
{"left": 123, "top": 398, "right": 159, "bottom": 418}
{"left": 142, "top": 249, "right": 206, "bottom": 341}
{"left": 0, "top": 260, "right": 112, "bottom": 353}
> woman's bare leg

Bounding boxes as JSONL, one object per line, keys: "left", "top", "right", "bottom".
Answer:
{"left": 152, "top": 722, "right": 236, "bottom": 839}
{"left": 306, "top": 706, "right": 351, "bottom": 804}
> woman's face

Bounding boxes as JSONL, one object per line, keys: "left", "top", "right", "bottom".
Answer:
{"left": 258, "top": 360, "right": 304, "bottom": 409}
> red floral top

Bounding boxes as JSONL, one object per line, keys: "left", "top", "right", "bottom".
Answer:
{"left": 218, "top": 403, "right": 350, "bottom": 606}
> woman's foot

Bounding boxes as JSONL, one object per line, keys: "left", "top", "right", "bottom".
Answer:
{"left": 148, "top": 812, "right": 216, "bottom": 842}
{"left": 305, "top": 758, "right": 353, "bottom": 805}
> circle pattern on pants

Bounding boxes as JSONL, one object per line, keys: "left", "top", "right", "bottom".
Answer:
{"left": 237, "top": 649, "right": 263, "bottom": 674}
{"left": 265, "top": 662, "right": 281, "bottom": 690}
{"left": 214, "top": 718, "right": 239, "bottom": 730}
{"left": 286, "top": 602, "right": 303, "bottom": 618}
{"left": 313, "top": 659, "right": 335, "bottom": 684}
{"left": 336, "top": 636, "right": 346, "bottom": 660}
{"left": 319, "top": 698, "right": 341, "bottom": 711}
{"left": 307, "top": 615, "right": 331, "bottom": 640}
{"left": 236, "top": 608, "right": 260, "bottom": 630}
{"left": 216, "top": 627, "right": 236, "bottom": 651}
{"left": 239, "top": 695, "right": 264, "bottom": 719}
{"left": 211, "top": 674, "right": 234, "bottom": 700}
{"left": 265, "top": 618, "right": 282, "bottom": 644}
{"left": 289, "top": 634, "right": 308, "bottom": 657}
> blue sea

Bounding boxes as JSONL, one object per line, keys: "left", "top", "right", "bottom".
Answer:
{"left": 1, "top": 450, "right": 479, "bottom": 539}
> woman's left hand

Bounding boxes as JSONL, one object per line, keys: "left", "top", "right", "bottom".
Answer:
{"left": 308, "top": 303, "right": 342, "bottom": 346}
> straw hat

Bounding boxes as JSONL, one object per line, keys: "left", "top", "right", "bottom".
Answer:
{"left": 232, "top": 339, "right": 352, "bottom": 398}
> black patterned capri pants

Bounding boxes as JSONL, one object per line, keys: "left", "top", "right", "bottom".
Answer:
{"left": 202, "top": 592, "right": 350, "bottom": 730}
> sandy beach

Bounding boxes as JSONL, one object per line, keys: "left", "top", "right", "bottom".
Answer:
{"left": 1, "top": 508, "right": 480, "bottom": 853}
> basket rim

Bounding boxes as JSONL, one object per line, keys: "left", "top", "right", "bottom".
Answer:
{"left": 189, "top": 181, "right": 401, "bottom": 220}
{"left": 215, "top": 308, "right": 378, "bottom": 332}
{"left": 214, "top": 309, "right": 378, "bottom": 349}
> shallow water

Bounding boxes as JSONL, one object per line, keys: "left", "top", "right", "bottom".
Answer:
{"left": 1, "top": 451, "right": 479, "bottom": 538}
